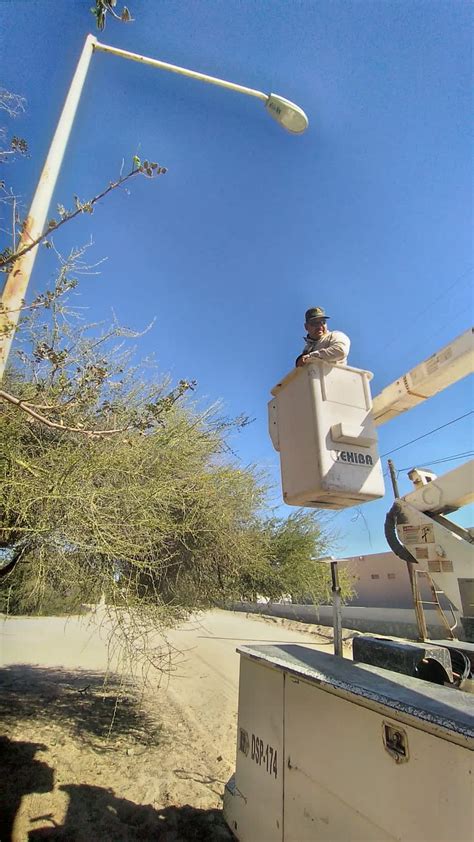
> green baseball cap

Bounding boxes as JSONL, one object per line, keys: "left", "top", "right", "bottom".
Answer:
{"left": 305, "top": 307, "right": 330, "bottom": 323}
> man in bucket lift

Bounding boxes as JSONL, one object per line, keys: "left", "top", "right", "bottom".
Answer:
{"left": 295, "top": 306, "right": 350, "bottom": 367}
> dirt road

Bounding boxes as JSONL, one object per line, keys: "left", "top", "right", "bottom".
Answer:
{"left": 1, "top": 609, "right": 339, "bottom": 840}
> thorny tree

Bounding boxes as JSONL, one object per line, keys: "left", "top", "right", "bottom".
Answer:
{"left": 0, "top": 253, "right": 341, "bottom": 664}
{"left": 0, "top": 247, "right": 262, "bottom": 604}
{"left": 0, "top": 262, "right": 343, "bottom": 668}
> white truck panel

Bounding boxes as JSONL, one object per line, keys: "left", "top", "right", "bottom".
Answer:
{"left": 224, "top": 645, "right": 474, "bottom": 842}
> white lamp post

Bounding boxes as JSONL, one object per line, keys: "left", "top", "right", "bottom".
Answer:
{"left": 0, "top": 34, "right": 308, "bottom": 380}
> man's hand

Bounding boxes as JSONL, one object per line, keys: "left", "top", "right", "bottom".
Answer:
{"left": 296, "top": 355, "right": 312, "bottom": 367}
{"left": 296, "top": 353, "right": 318, "bottom": 368}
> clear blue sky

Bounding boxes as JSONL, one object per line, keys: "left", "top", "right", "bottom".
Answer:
{"left": 1, "top": 0, "right": 472, "bottom": 555}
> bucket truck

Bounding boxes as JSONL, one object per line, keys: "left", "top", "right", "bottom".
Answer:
{"left": 223, "top": 329, "right": 473, "bottom": 842}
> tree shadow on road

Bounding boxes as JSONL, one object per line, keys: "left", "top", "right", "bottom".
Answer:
{"left": 0, "top": 736, "right": 233, "bottom": 842}
{"left": 0, "top": 667, "right": 235, "bottom": 840}
{"left": 0, "top": 664, "right": 162, "bottom": 746}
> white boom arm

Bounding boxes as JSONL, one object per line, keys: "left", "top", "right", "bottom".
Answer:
{"left": 372, "top": 328, "right": 473, "bottom": 426}
{"left": 402, "top": 461, "right": 474, "bottom": 515}
{"left": 389, "top": 461, "right": 474, "bottom": 635}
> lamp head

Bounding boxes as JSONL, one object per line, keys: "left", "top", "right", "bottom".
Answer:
{"left": 265, "top": 93, "right": 309, "bottom": 134}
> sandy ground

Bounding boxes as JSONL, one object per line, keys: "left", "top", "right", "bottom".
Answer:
{"left": 0, "top": 608, "right": 350, "bottom": 841}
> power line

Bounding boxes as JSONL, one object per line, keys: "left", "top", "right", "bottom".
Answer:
{"left": 396, "top": 451, "right": 474, "bottom": 471}
{"left": 379, "top": 265, "right": 473, "bottom": 359}
{"left": 399, "top": 265, "right": 472, "bottom": 330}
{"left": 381, "top": 411, "right": 474, "bottom": 458}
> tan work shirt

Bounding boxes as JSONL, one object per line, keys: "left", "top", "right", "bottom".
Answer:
{"left": 297, "top": 330, "right": 350, "bottom": 366}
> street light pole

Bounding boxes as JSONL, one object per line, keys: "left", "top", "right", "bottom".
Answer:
{"left": 0, "top": 34, "right": 308, "bottom": 381}
{"left": 0, "top": 34, "right": 97, "bottom": 382}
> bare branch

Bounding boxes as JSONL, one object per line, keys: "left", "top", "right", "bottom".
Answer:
{"left": 0, "top": 388, "right": 129, "bottom": 437}
{"left": 12, "top": 192, "right": 16, "bottom": 252}
{"left": 0, "top": 554, "right": 21, "bottom": 579}
{"left": 0, "top": 88, "right": 26, "bottom": 118}
{"left": 92, "top": 1, "right": 134, "bottom": 30}
{"left": 104, "top": 3, "right": 134, "bottom": 24}
{"left": 0, "top": 163, "right": 166, "bottom": 270}
{"left": 17, "top": 394, "right": 79, "bottom": 412}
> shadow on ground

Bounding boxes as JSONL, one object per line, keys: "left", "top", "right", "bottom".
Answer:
{"left": 0, "top": 735, "right": 234, "bottom": 841}
{"left": 28, "top": 785, "right": 233, "bottom": 841}
{"left": 0, "top": 735, "right": 55, "bottom": 842}
{"left": 0, "top": 664, "right": 162, "bottom": 746}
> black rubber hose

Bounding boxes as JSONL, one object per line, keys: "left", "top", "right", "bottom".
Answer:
{"left": 384, "top": 502, "right": 418, "bottom": 565}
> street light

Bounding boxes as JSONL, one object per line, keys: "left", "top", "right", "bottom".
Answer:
{"left": 0, "top": 34, "right": 308, "bottom": 380}
{"left": 93, "top": 42, "right": 309, "bottom": 134}
{"left": 265, "top": 94, "right": 308, "bottom": 134}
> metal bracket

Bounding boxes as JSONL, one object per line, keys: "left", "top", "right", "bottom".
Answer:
{"left": 383, "top": 722, "right": 409, "bottom": 763}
